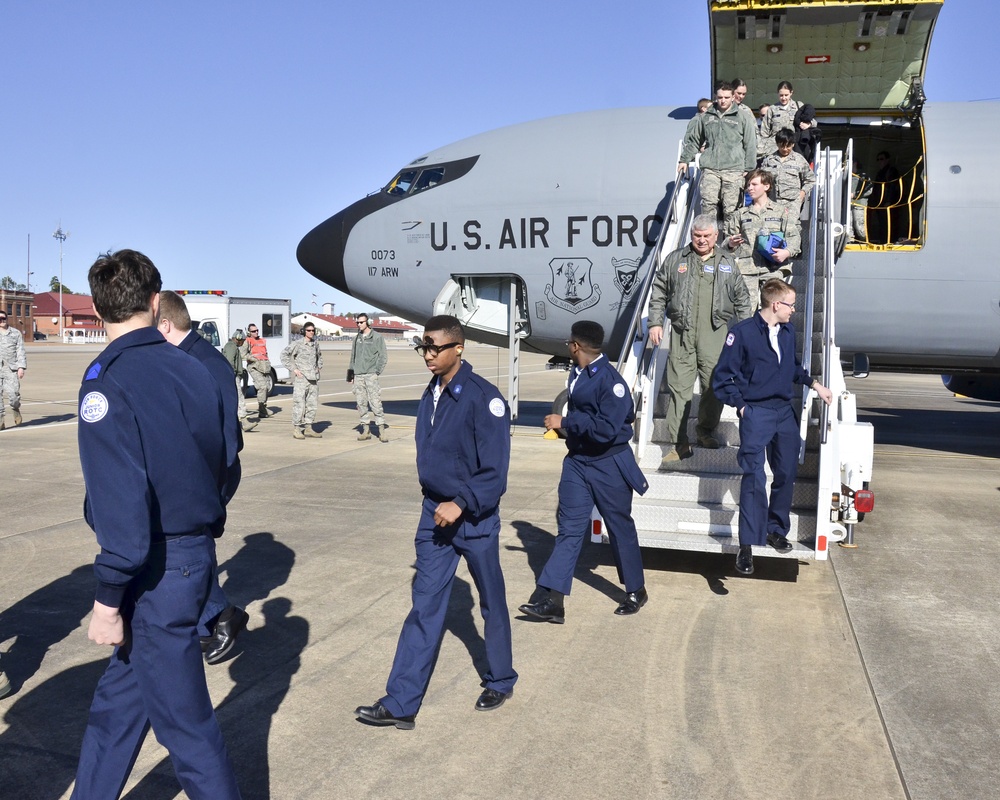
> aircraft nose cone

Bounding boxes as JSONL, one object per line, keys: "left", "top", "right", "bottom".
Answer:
{"left": 297, "top": 212, "right": 349, "bottom": 293}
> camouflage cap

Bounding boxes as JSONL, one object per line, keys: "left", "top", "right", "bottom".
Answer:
{"left": 233, "top": 328, "right": 246, "bottom": 340}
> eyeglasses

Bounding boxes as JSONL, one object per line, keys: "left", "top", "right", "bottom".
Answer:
{"left": 0, "top": 317, "right": 7, "bottom": 322}
{"left": 414, "top": 341, "right": 460, "bottom": 357}
{"left": 776, "top": 301, "right": 796, "bottom": 310}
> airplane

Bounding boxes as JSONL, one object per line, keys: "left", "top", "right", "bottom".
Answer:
{"left": 297, "top": 0, "right": 1000, "bottom": 401}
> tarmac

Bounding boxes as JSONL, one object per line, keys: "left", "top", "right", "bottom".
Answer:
{"left": 1, "top": 341, "right": 997, "bottom": 800}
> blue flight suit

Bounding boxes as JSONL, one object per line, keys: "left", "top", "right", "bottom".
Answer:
{"left": 538, "top": 356, "right": 649, "bottom": 596}
{"left": 178, "top": 330, "right": 243, "bottom": 637}
{"left": 72, "top": 327, "right": 240, "bottom": 800}
{"left": 712, "top": 312, "right": 816, "bottom": 547}
{"left": 380, "top": 360, "right": 517, "bottom": 718}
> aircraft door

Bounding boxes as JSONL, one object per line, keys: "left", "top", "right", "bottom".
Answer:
{"left": 432, "top": 276, "right": 530, "bottom": 340}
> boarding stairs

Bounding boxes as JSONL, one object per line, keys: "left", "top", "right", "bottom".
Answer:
{"left": 607, "top": 143, "right": 874, "bottom": 563}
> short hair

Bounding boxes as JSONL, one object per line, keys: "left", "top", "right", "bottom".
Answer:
{"left": 88, "top": 249, "right": 162, "bottom": 324}
{"left": 761, "top": 278, "right": 794, "bottom": 305}
{"left": 746, "top": 168, "right": 773, "bottom": 189}
{"left": 303, "top": 322, "right": 316, "bottom": 331}
{"left": 775, "top": 127, "right": 796, "bottom": 147}
{"left": 570, "top": 320, "right": 604, "bottom": 350}
{"left": 356, "top": 312, "right": 369, "bottom": 321}
{"left": 424, "top": 314, "right": 465, "bottom": 343}
{"left": 777, "top": 80, "right": 794, "bottom": 92}
{"left": 691, "top": 214, "right": 719, "bottom": 234}
{"left": 697, "top": 98, "right": 711, "bottom": 112}
{"left": 714, "top": 80, "right": 734, "bottom": 94}
{"left": 758, "top": 104, "right": 770, "bottom": 116}
{"left": 158, "top": 290, "right": 192, "bottom": 332}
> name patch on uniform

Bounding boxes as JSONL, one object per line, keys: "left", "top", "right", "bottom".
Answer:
{"left": 613, "top": 383, "right": 626, "bottom": 398}
{"left": 677, "top": 265, "right": 687, "bottom": 273}
{"left": 703, "top": 264, "right": 715, "bottom": 273}
{"left": 85, "top": 363, "right": 102, "bottom": 381}
{"left": 719, "top": 263, "right": 732, "bottom": 273}
{"left": 489, "top": 398, "right": 505, "bottom": 418}
{"left": 80, "top": 391, "right": 109, "bottom": 423}
{"left": 725, "top": 333, "right": 735, "bottom": 347}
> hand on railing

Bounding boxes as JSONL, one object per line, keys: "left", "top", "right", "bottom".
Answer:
{"left": 648, "top": 325, "right": 664, "bottom": 347}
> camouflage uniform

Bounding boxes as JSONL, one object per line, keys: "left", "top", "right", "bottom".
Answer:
{"left": 730, "top": 199, "right": 801, "bottom": 309}
{"left": 0, "top": 325, "right": 26, "bottom": 428}
{"left": 758, "top": 99, "right": 802, "bottom": 158}
{"left": 349, "top": 328, "right": 388, "bottom": 430}
{"left": 281, "top": 338, "right": 323, "bottom": 433}
{"left": 680, "top": 102, "right": 757, "bottom": 236}
{"left": 222, "top": 337, "right": 249, "bottom": 422}
{"left": 240, "top": 335, "right": 272, "bottom": 412}
{"left": 648, "top": 244, "right": 752, "bottom": 447}
{"left": 760, "top": 150, "right": 816, "bottom": 236}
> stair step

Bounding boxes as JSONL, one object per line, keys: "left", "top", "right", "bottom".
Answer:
{"left": 630, "top": 498, "right": 817, "bottom": 542}
{"left": 640, "top": 443, "right": 819, "bottom": 479}
{"left": 642, "top": 469, "right": 818, "bottom": 508}
{"left": 631, "top": 528, "right": 818, "bottom": 559}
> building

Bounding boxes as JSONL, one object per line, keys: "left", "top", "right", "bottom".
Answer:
{"left": 0, "top": 289, "right": 34, "bottom": 338}
{"left": 32, "top": 292, "right": 106, "bottom": 342}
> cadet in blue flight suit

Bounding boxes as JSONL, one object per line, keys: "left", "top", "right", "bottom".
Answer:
{"left": 519, "top": 320, "right": 650, "bottom": 623}
{"left": 712, "top": 279, "right": 833, "bottom": 576}
{"left": 157, "top": 290, "right": 249, "bottom": 666}
{"left": 71, "top": 250, "right": 240, "bottom": 800}
{"left": 355, "top": 315, "right": 517, "bottom": 729}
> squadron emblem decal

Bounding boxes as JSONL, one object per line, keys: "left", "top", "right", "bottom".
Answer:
{"left": 612, "top": 257, "right": 641, "bottom": 298}
{"left": 545, "top": 258, "right": 600, "bottom": 313}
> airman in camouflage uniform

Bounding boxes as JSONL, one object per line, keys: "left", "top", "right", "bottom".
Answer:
{"left": 760, "top": 127, "right": 816, "bottom": 239}
{"left": 0, "top": 312, "right": 26, "bottom": 430}
{"left": 222, "top": 329, "right": 256, "bottom": 432}
{"left": 348, "top": 313, "right": 389, "bottom": 442}
{"left": 727, "top": 168, "right": 801, "bottom": 310}
{"left": 281, "top": 323, "right": 323, "bottom": 439}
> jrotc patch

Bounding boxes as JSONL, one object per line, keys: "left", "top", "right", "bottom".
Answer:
{"left": 489, "top": 398, "right": 505, "bottom": 418}
{"left": 725, "top": 333, "right": 735, "bottom": 347}
{"left": 677, "top": 265, "right": 687, "bottom": 273}
{"left": 613, "top": 383, "right": 626, "bottom": 398}
{"left": 80, "top": 391, "right": 109, "bottom": 423}
{"left": 453, "top": 384, "right": 463, "bottom": 395}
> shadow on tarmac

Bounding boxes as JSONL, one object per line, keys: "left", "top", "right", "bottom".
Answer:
{"left": 860, "top": 405, "right": 1000, "bottom": 458}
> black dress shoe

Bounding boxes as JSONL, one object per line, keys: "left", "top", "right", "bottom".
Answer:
{"left": 475, "top": 688, "right": 512, "bottom": 711}
{"left": 203, "top": 606, "right": 249, "bottom": 665}
{"left": 518, "top": 597, "right": 565, "bottom": 624}
{"left": 355, "top": 701, "right": 416, "bottom": 730}
{"left": 735, "top": 546, "right": 754, "bottom": 576}
{"left": 614, "top": 587, "right": 648, "bottom": 615}
{"left": 766, "top": 533, "right": 793, "bottom": 553}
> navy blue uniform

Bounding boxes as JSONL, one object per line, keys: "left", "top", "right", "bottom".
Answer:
{"left": 380, "top": 360, "right": 517, "bottom": 718}
{"left": 539, "top": 356, "right": 648, "bottom": 596}
{"left": 178, "top": 330, "right": 243, "bottom": 636}
{"left": 712, "top": 312, "right": 815, "bottom": 547}
{"left": 72, "top": 327, "right": 240, "bottom": 800}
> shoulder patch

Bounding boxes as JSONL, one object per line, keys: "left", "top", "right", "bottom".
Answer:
{"left": 489, "top": 397, "right": 505, "bottom": 418}
{"left": 726, "top": 333, "right": 735, "bottom": 347}
{"left": 613, "top": 383, "right": 626, "bottom": 398}
{"left": 677, "top": 265, "right": 687, "bottom": 273}
{"left": 80, "top": 391, "right": 109, "bottom": 423}
{"left": 85, "top": 363, "right": 102, "bottom": 381}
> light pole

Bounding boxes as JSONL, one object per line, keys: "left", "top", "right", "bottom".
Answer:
{"left": 53, "top": 226, "right": 67, "bottom": 341}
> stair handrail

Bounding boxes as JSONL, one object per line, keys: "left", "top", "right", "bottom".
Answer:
{"left": 798, "top": 152, "right": 823, "bottom": 462}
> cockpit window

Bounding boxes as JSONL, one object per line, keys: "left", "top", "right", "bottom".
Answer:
{"left": 382, "top": 156, "right": 480, "bottom": 199}
{"left": 386, "top": 170, "right": 418, "bottom": 196}
{"left": 413, "top": 167, "right": 445, "bottom": 193}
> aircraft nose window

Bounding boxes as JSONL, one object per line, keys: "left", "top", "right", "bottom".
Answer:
{"left": 386, "top": 169, "right": 418, "bottom": 196}
{"left": 413, "top": 167, "right": 445, "bottom": 193}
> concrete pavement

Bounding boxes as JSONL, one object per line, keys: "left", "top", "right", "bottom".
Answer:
{"left": 1, "top": 343, "right": 995, "bottom": 799}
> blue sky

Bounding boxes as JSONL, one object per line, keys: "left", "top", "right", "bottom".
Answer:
{"left": 1, "top": 1, "right": 990, "bottom": 315}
